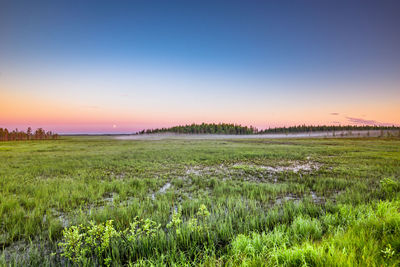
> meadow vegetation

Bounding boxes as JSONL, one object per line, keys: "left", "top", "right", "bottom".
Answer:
{"left": 1, "top": 136, "right": 400, "bottom": 266}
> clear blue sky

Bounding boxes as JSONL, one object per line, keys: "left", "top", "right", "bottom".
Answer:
{"left": 1, "top": 0, "right": 399, "bottom": 133}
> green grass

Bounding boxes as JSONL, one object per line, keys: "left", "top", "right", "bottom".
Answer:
{"left": 1, "top": 136, "right": 400, "bottom": 266}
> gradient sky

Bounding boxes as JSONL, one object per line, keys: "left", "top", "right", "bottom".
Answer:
{"left": 1, "top": 0, "right": 399, "bottom": 133}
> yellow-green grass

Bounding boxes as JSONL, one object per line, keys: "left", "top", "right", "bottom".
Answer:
{"left": 1, "top": 136, "right": 400, "bottom": 266}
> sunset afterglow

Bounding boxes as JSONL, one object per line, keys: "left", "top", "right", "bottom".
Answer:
{"left": 1, "top": 1, "right": 399, "bottom": 133}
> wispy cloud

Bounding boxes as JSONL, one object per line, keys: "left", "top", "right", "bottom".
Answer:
{"left": 330, "top": 112, "right": 339, "bottom": 116}
{"left": 346, "top": 117, "right": 397, "bottom": 126}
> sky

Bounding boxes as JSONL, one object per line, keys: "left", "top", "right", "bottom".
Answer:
{"left": 1, "top": 0, "right": 399, "bottom": 134}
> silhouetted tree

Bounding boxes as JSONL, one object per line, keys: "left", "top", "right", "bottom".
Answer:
{"left": 0, "top": 127, "right": 59, "bottom": 141}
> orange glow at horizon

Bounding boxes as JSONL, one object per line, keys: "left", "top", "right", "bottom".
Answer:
{"left": 2, "top": 95, "right": 399, "bottom": 133}
{"left": 2, "top": 72, "right": 400, "bottom": 133}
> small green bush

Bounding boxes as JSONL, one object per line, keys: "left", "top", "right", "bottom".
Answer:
{"left": 58, "top": 220, "right": 120, "bottom": 266}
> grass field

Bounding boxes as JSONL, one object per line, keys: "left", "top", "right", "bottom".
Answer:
{"left": 1, "top": 136, "right": 400, "bottom": 266}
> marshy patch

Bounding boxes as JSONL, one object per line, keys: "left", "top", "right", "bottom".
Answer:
{"left": 101, "top": 192, "right": 117, "bottom": 204}
{"left": 0, "top": 239, "right": 29, "bottom": 262}
{"left": 310, "top": 191, "right": 326, "bottom": 204}
{"left": 152, "top": 182, "right": 172, "bottom": 200}
{"left": 232, "top": 161, "right": 322, "bottom": 173}
{"left": 274, "top": 193, "right": 301, "bottom": 205}
{"left": 50, "top": 208, "right": 70, "bottom": 228}
{"left": 185, "top": 161, "right": 322, "bottom": 183}
{"left": 273, "top": 190, "right": 333, "bottom": 206}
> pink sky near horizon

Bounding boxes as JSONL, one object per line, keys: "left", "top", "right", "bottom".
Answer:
{"left": 1, "top": 59, "right": 399, "bottom": 134}
{"left": 2, "top": 86, "right": 399, "bottom": 134}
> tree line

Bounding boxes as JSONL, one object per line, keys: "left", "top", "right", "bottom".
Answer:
{"left": 138, "top": 123, "right": 258, "bottom": 135}
{"left": 138, "top": 123, "right": 400, "bottom": 135}
{"left": 257, "top": 124, "right": 400, "bottom": 134}
{"left": 0, "top": 127, "right": 59, "bottom": 141}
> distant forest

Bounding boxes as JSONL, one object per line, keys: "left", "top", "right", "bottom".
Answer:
{"left": 138, "top": 123, "right": 400, "bottom": 135}
{"left": 258, "top": 125, "right": 400, "bottom": 134}
{"left": 0, "top": 127, "right": 59, "bottom": 141}
{"left": 138, "top": 123, "right": 257, "bottom": 135}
